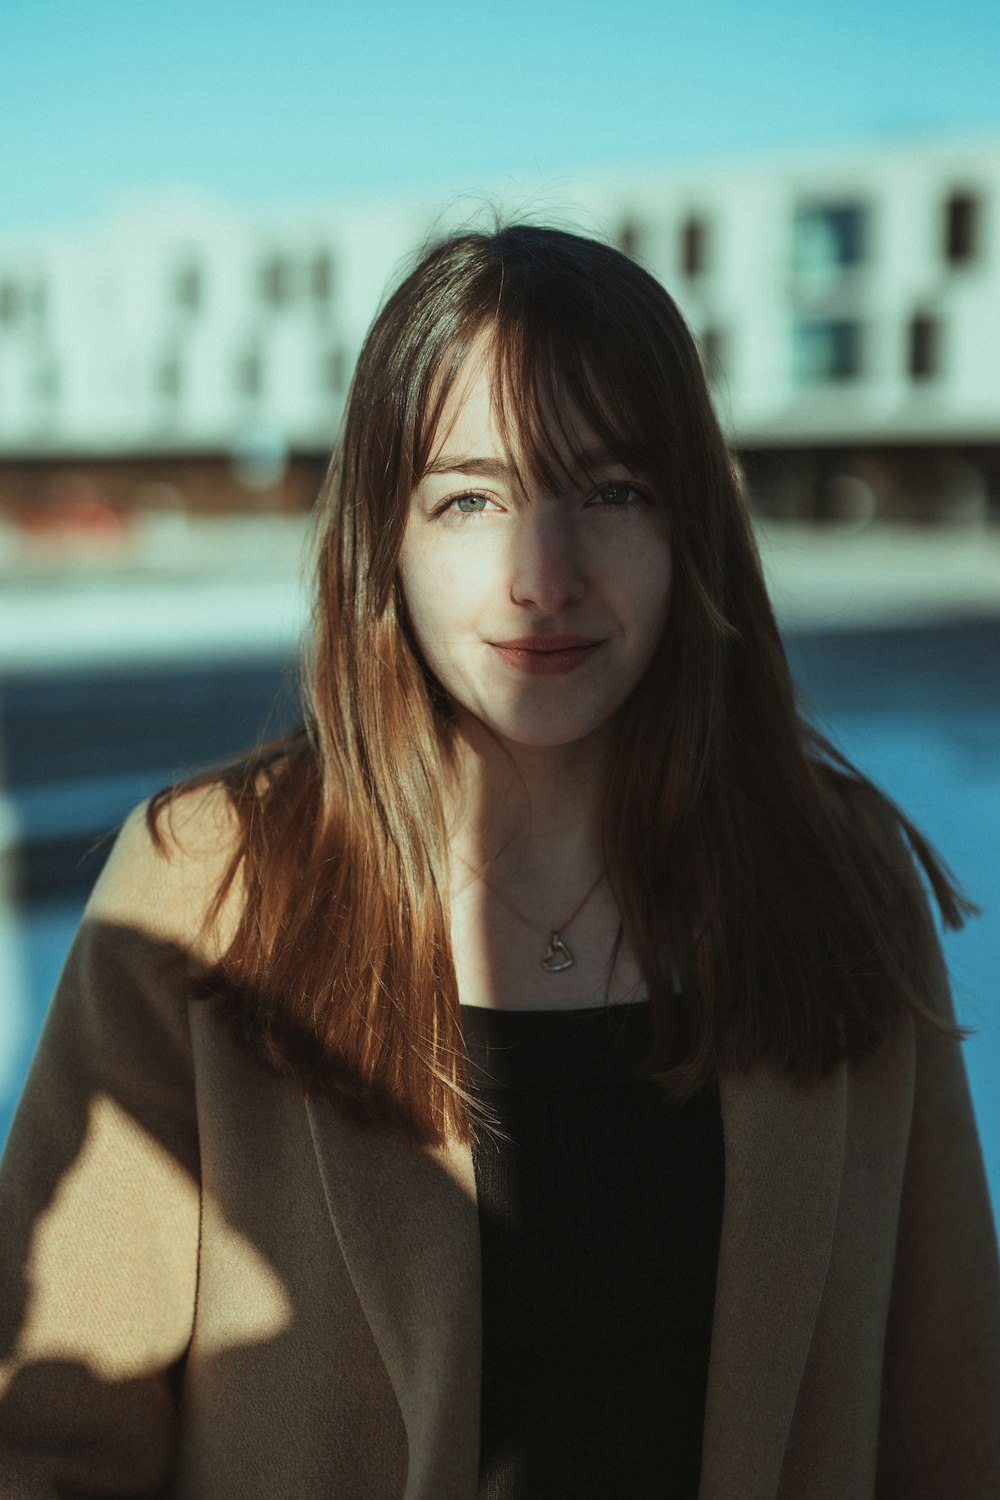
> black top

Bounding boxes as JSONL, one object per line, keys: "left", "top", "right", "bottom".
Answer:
{"left": 461, "top": 999, "right": 725, "bottom": 1500}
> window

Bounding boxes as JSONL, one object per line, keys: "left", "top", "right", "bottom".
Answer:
{"left": 680, "top": 215, "right": 708, "bottom": 277}
{"left": 0, "top": 278, "right": 46, "bottom": 329}
{"left": 236, "top": 348, "right": 263, "bottom": 397}
{"left": 0, "top": 280, "right": 22, "bottom": 324}
{"left": 34, "top": 361, "right": 59, "bottom": 401}
{"left": 617, "top": 218, "right": 642, "bottom": 261}
{"left": 700, "top": 326, "right": 725, "bottom": 384}
{"left": 259, "top": 255, "right": 292, "bottom": 307}
{"left": 322, "top": 346, "right": 348, "bottom": 395}
{"left": 944, "top": 191, "right": 980, "bottom": 265}
{"left": 26, "top": 281, "right": 47, "bottom": 325}
{"left": 793, "top": 202, "right": 868, "bottom": 281}
{"left": 156, "top": 354, "right": 183, "bottom": 399}
{"left": 174, "top": 262, "right": 202, "bottom": 314}
{"left": 792, "top": 318, "right": 864, "bottom": 383}
{"left": 907, "top": 313, "right": 940, "bottom": 381}
{"left": 311, "top": 251, "right": 335, "bottom": 301}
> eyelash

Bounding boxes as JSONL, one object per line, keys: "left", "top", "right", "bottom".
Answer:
{"left": 435, "top": 482, "right": 647, "bottom": 521}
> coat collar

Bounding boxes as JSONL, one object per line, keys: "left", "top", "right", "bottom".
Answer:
{"left": 306, "top": 1058, "right": 848, "bottom": 1500}
{"left": 305, "top": 1096, "right": 483, "bottom": 1500}
{"left": 698, "top": 1062, "right": 847, "bottom": 1498}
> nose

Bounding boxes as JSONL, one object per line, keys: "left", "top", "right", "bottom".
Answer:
{"left": 507, "top": 503, "right": 586, "bottom": 615}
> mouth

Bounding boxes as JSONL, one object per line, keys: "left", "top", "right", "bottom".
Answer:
{"left": 489, "top": 639, "right": 604, "bottom": 676}
{"left": 490, "top": 634, "right": 604, "bottom": 651}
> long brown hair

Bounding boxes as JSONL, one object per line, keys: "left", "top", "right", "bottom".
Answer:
{"left": 148, "top": 222, "right": 980, "bottom": 1146}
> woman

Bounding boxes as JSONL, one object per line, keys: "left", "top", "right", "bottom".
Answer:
{"left": 0, "top": 224, "right": 997, "bottom": 1499}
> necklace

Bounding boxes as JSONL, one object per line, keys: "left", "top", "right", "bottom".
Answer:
{"left": 455, "top": 854, "right": 607, "bottom": 973}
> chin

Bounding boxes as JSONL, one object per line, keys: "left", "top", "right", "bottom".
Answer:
{"left": 448, "top": 682, "right": 630, "bottom": 752}
{"left": 482, "top": 711, "right": 616, "bottom": 751}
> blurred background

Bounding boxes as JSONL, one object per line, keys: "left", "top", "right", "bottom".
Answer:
{"left": 1, "top": 2, "right": 998, "bottom": 1211}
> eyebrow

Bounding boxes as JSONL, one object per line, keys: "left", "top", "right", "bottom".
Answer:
{"left": 422, "top": 455, "right": 515, "bottom": 479}
{"left": 421, "top": 444, "right": 637, "bottom": 479}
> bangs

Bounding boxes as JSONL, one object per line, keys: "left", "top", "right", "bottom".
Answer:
{"left": 409, "top": 248, "right": 675, "bottom": 501}
{"left": 488, "top": 318, "right": 661, "bottom": 498}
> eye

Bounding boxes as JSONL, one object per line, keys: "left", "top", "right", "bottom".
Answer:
{"left": 437, "top": 491, "right": 501, "bottom": 520}
{"left": 593, "top": 482, "right": 643, "bottom": 507}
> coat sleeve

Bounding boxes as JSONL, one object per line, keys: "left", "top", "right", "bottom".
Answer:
{"left": 0, "top": 793, "right": 237, "bottom": 1498}
{"left": 874, "top": 811, "right": 1000, "bottom": 1497}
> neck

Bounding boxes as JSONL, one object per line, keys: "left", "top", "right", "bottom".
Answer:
{"left": 443, "top": 711, "right": 611, "bottom": 892}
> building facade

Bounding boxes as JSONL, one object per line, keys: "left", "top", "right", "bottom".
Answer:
{"left": 1, "top": 135, "right": 998, "bottom": 523}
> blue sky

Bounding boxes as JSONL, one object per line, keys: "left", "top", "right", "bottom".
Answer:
{"left": 4, "top": 0, "right": 1000, "bottom": 231}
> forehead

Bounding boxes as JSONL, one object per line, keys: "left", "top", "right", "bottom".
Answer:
{"left": 425, "top": 348, "right": 501, "bottom": 458}
{"left": 421, "top": 335, "right": 633, "bottom": 490}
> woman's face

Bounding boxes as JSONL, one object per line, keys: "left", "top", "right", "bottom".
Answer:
{"left": 397, "top": 344, "right": 673, "bottom": 752}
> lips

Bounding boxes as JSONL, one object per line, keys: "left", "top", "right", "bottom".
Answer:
{"left": 490, "top": 635, "right": 602, "bottom": 651}
{"left": 489, "top": 636, "right": 604, "bottom": 676}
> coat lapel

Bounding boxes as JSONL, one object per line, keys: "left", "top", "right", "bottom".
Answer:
{"left": 699, "top": 1061, "right": 848, "bottom": 1499}
{"left": 304, "top": 1094, "right": 481, "bottom": 1500}
{"left": 307, "top": 1058, "right": 848, "bottom": 1500}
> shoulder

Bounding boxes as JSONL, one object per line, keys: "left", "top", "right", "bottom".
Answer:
{"left": 87, "top": 783, "right": 247, "bottom": 963}
{"left": 825, "top": 769, "right": 920, "bottom": 887}
{"left": 826, "top": 770, "right": 961, "bottom": 1024}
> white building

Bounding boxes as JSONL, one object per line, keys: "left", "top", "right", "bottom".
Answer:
{"left": 0, "top": 136, "right": 998, "bottom": 517}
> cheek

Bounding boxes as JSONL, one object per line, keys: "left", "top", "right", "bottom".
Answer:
{"left": 649, "top": 547, "right": 673, "bottom": 623}
{"left": 397, "top": 545, "right": 476, "bottom": 668}
{"left": 612, "top": 533, "right": 672, "bottom": 634}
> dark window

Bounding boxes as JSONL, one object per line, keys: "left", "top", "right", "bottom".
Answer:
{"left": 156, "top": 354, "right": 182, "bottom": 399}
{"left": 175, "top": 262, "right": 202, "bottom": 313}
{"left": 792, "top": 318, "right": 864, "bottom": 383}
{"left": 236, "top": 349, "right": 263, "bottom": 397}
{"left": 311, "top": 251, "right": 335, "bottom": 301}
{"left": 322, "top": 346, "right": 348, "bottom": 394}
{"left": 680, "top": 215, "right": 708, "bottom": 277}
{"left": 0, "top": 281, "right": 22, "bottom": 324}
{"left": 259, "top": 255, "right": 292, "bottom": 307}
{"left": 700, "top": 327, "right": 725, "bottom": 383}
{"left": 908, "top": 313, "right": 940, "bottom": 380}
{"left": 27, "top": 281, "right": 47, "bottom": 323}
{"left": 34, "top": 362, "right": 59, "bottom": 401}
{"left": 618, "top": 218, "right": 641, "bottom": 260}
{"left": 793, "top": 203, "right": 868, "bottom": 276}
{"left": 944, "top": 192, "right": 980, "bottom": 265}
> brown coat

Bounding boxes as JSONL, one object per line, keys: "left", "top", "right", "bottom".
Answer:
{"left": 1, "top": 793, "right": 998, "bottom": 1498}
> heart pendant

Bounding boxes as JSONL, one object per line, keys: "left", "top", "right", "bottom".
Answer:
{"left": 541, "top": 934, "right": 574, "bottom": 973}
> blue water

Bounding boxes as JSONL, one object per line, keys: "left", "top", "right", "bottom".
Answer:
{"left": 2, "top": 625, "right": 998, "bottom": 1211}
